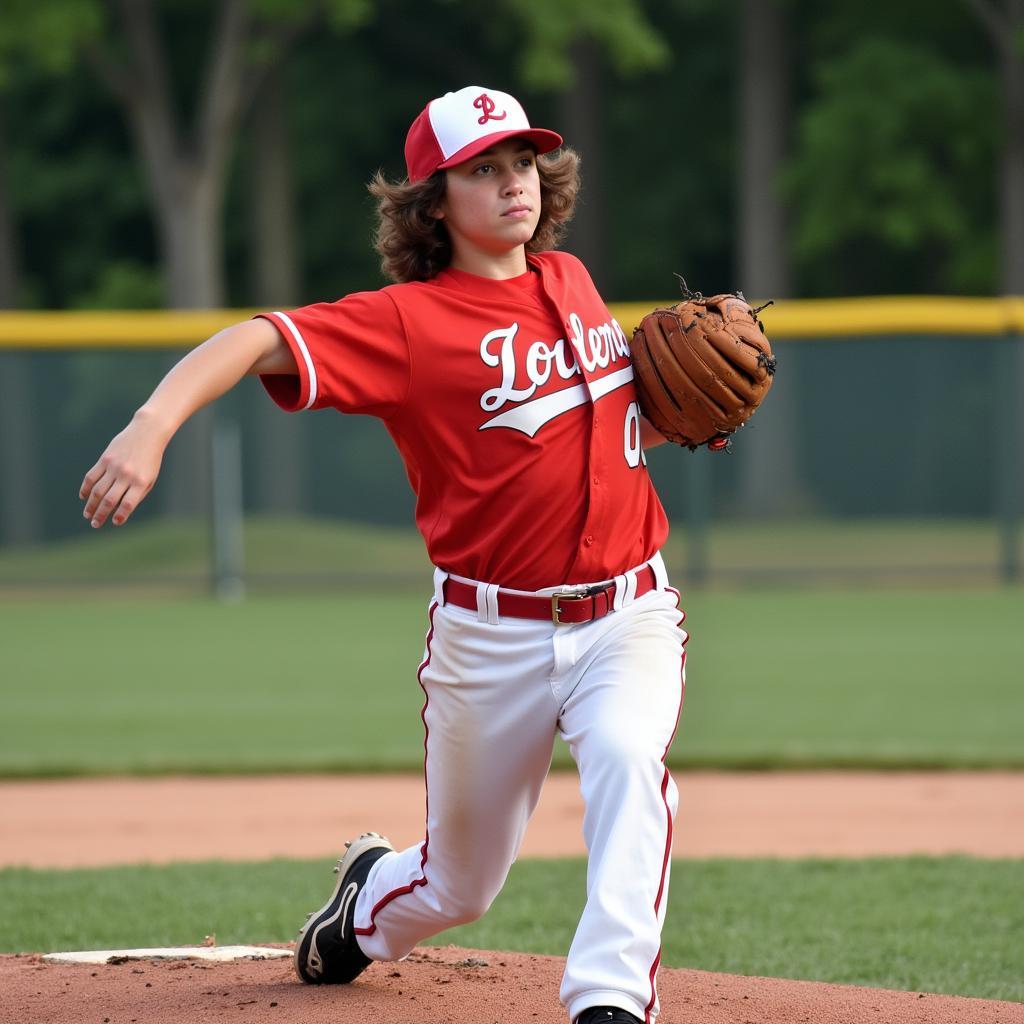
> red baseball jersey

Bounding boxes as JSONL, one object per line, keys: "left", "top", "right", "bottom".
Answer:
{"left": 258, "top": 250, "right": 669, "bottom": 590}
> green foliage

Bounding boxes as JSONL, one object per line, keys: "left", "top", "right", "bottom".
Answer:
{"left": 785, "top": 35, "right": 997, "bottom": 294}
{"left": 1, "top": 857, "right": 1021, "bottom": 1000}
{"left": 321, "top": 0, "right": 374, "bottom": 32}
{"left": 0, "top": 0, "right": 1007, "bottom": 307}
{"left": 0, "top": 0, "right": 104, "bottom": 81}
{"left": 4, "top": 56, "right": 154, "bottom": 310}
{"left": 73, "top": 262, "right": 165, "bottom": 309}
{"left": 497, "top": 0, "right": 669, "bottom": 89}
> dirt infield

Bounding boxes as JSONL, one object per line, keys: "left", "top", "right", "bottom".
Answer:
{"left": 5, "top": 945, "right": 1022, "bottom": 1024}
{"left": 2, "top": 771, "right": 1021, "bottom": 868}
{"left": 6, "top": 772, "right": 1022, "bottom": 1023}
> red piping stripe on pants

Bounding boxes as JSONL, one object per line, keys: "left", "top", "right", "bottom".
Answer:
{"left": 354, "top": 600, "right": 438, "bottom": 935}
{"left": 644, "top": 589, "right": 687, "bottom": 1023}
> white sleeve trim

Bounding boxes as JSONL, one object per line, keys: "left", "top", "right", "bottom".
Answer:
{"left": 273, "top": 311, "right": 318, "bottom": 410}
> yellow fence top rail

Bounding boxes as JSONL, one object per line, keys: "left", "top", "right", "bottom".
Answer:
{"left": 0, "top": 297, "right": 1022, "bottom": 348}
{"left": 612, "top": 296, "right": 1024, "bottom": 338}
{"left": 0, "top": 310, "right": 259, "bottom": 349}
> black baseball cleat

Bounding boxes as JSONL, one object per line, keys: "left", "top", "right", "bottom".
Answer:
{"left": 575, "top": 1008, "right": 643, "bottom": 1024}
{"left": 294, "top": 831, "right": 394, "bottom": 984}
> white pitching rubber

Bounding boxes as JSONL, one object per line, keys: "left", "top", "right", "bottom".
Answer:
{"left": 44, "top": 945, "right": 292, "bottom": 965}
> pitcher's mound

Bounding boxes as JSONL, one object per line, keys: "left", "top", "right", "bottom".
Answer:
{"left": 3, "top": 944, "right": 1019, "bottom": 1024}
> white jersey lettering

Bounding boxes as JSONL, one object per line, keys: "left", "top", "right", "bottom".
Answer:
{"left": 479, "top": 311, "right": 628, "bottom": 434}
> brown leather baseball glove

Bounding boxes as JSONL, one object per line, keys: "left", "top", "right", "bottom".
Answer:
{"left": 630, "top": 278, "right": 776, "bottom": 451}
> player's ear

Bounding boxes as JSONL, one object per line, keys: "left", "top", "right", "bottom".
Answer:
{"left": 431, "top": 182, "right": 446, "bottom": 220}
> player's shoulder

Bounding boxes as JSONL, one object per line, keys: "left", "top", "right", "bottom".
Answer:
{"left": 531, "top": 249, "right": 597, "bottom": 287}
{"left": 531, "top": 249, "right": 587, "bottom": 273}
{"left": 532, "top": 250, "right": 605, "bottom": 306}
{"left": 298, "top": 286, "right": 404, "bottom": 331}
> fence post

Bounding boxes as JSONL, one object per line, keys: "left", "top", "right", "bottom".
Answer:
{"left": 210, "top": 411, "right": 246, "bottom": 600}
{"left": 995, "top": 333, "right": 1021, "bottom": 583}
{"left": 685, "top": 452, "right": 711, "bottom": 586}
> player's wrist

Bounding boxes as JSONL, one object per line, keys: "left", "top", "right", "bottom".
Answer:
{"left": 131, "top": 403, "right": 176, "bottom": 445}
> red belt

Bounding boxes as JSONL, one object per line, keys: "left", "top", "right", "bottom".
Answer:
{"left": 442, "top": 564, "right": 658, "bottom": 625}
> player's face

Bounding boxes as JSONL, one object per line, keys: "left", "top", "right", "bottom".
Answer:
{"left": 439, "top": 139, "right": 542, "bottom": 266}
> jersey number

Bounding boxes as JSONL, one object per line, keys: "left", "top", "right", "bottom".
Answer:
{"left": 624, "top": 401, "right": 647, "bottom": 468}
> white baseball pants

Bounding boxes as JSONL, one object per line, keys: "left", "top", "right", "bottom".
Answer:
{"left": 352, "top": 553, "right": 687, "bottom": 1023}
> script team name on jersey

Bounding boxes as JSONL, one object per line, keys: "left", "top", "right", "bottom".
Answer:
{"left": 478, "top": 313, "right": 634, "bottom": 437}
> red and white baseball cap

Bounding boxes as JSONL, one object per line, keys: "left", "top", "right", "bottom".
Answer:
{"left": 404, "top": 86, "right": 563, "bottom": 183}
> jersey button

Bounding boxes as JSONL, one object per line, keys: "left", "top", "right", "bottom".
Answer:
{"left": 584, "top": 535, "right": 595, "bottom": 546}
{"left": 592, "top": 476, "right": 600, "bottom": 486}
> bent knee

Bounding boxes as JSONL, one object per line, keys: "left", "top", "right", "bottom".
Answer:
{"left": 583, "top": 729, "right": 666, "bottom": 774}
{"left": 436, "top": 888, "right": 496, "bottom": 927}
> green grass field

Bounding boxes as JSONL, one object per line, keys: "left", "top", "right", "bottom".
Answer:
{"left": 2, "top": 857, "right": 1020, "bottom": 1001}
{"left": 2, "top": 526, "right": 1021, "bottom": 1004}
{"left": 1, "top": 588, "right": 1022, "bottom": 775}
{"left": 0, "top": 515, "right": 1009, "bottom": 587}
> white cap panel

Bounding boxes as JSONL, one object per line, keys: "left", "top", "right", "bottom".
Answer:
{"left": 428, "top": 86, "right": 531, "bottom": 160}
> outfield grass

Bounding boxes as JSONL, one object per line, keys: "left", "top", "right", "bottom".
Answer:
{"left": 1, "top": 857, "right": 1020, "bottom": 1001}
{"left": 0, "top": 515, "right": 1008, "bottom": 587}
{"left": 1, "top": 588, "right": 1022, "bottom": 775}
{"left": 0, "top": 518, "right": 432, "bottom": 584}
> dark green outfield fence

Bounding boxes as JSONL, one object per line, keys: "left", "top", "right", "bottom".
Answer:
{"left": 0, "top": 300, "right": 1021, "bottom": 591}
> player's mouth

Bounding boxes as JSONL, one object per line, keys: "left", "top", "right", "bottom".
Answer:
{"left": 502, "top": 205, "right": 533, "bottom": 218}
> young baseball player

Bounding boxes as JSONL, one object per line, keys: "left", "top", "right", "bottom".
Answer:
{"left": 79, "top": 86, "right": 687, "bottom": 1024}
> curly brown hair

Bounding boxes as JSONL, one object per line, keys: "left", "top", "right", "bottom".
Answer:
{"left": 368, "top": 147, "right": 580, "bottom": 284}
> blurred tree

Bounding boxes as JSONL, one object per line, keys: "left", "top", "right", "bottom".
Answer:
{"left": 501, "top": 0, "right": 667, "bottom": 294}
{"left": 0, "top": 102, "right": 40, "bottom": 545}
{"left": 81, "top": 0, "right": 369, "bottom": 309}
{"left": 963, "top": 0, "right": 1024, "bottom": 294}
{"left": 964, "top": 0, "right": 1024, "bottom": 562}
{"left": 246, "top": 65, "right": 306, "bottom": 515}
{"left": 784, "top": 22, "right": 996, "bottom": 295}
{"left": 1, "top": 0, "right": 369, "bottom": 519}
{"left": 600, "top": 0, "right": 735, "bottom": 300}
{"left": 733, "top": 0, "right": 808, "bottom": 516}
{"left": 500, "top": 0, "right": 667, "bottom": 90}
{"left": 738, "top": 0, "right": 792, "bottom": 301}
{"left": 559, "top": 39, "right": 610, "bottom": 291}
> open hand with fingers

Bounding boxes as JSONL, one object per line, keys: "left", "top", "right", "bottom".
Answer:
{"left": 79, "top": 408, "right": 168, "bottom": 528}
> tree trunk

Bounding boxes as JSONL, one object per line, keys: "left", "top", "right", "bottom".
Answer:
{"left": 733, "top": 0, "right": 808, "bottom": 516}
{"left": 0, "top": 104, "right": 40, "bottom": 547}
{"left": 559, "top": 40, "right": 608, "bottom": 293}
{"left": 106, "top": 0, "right": 246, "bottom": 520}
{"left": 999, "top": 0, "right": 1024, "bottom": 577}
{"left": 998, "top": 0, "right": 1024, "bottom": 294}
{"left": 247, "top": 66, "right": 307, "bottom": 517}
{"left": 161, "top": 165, "right": 228, "bottom": 309}
{"left": 150, "top": 166, "right": 223, "bottom": 520}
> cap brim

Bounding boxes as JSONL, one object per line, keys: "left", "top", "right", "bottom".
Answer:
{"left": 437, "top": 128, "right": 564, "bottom": 171}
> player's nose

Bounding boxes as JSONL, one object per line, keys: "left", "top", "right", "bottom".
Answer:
{"left": 500, "top": 175, "right": 524, "bottom": 196}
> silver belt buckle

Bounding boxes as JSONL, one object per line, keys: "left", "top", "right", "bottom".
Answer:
{"left": 550, "top": 590, "right": 582, "bottom": 625}
{"left": 551, "top": 583, "right": 606, "bottom": 625}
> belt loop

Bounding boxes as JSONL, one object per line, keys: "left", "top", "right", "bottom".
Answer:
{"left": 650, "top": 551, "right": 669, "bottom": 591}
{"left": 623, "top": 570, "right": 638, "bottom": 606}
{"left": 485, "top": 583, "right": 501, "bottom": 624}
{"left": 612, "top": 573, "right": 628, "bottom": 612}
{"left": 476, "top": 582, "right": 501, "bottom": 624}
{"left": 433, "top": 567, "right": 449, "bottom": 607}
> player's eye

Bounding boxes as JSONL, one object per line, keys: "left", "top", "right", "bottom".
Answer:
{"left": 473, "top": 163, "right": 494, "bottom": 175}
